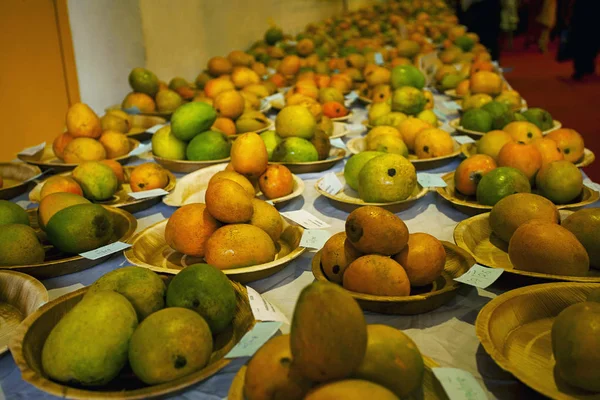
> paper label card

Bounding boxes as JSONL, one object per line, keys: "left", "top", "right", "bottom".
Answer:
{"left": 246, "top": 286, "right": 289, "bottom": 323}
{"left": 79, "top": 241, "right": 131, "bottom": 260}
{"left": 300, "top": 229, "right": 332, "bottom": 249}
{"left": 330, "top": 138, "right": 346, "bottom": 149}
{"left": 225, "top": 321, "right": 282, "bottom": 358}
{"left": 129, "top": 142, "right": 152, "bottom": 157}
{"left": 454, "top": 264, "right": 503, "bottom": 289}
{"left": 19, "top": 142, "right": 46, "bottom": 156}
{"left": 123, "top": 106, "right": 141, "bottom": 115}
{"left": 432, "top": 368, "right": 488, "bottom": 400}
{"left": 281, "top": 210, "right": 330, "bottom": 229}
{"left": 374, "top": 52, "right": 384, "bottom": 66}
{"left": 128, "top": 188, "right": 169, "bottom": 200}
{"left": 433, "top": 109, "right": 448, "bottom": 122}
{"left": 344, "top": 91, "right": 359, "bottom": 107}
{"left": 453, "top": 135, "right": 476, "bottom": 145}
{"left": 347, "top": 123, "right": 366, "bottom": 133}
{"left": 318, "top": 172, "right": 344, "bottom": 195}
{"left": 443, "top": 101, "right": 462, "bottom": 111}
{"left": 146, "top": 123, "right": 167, "bottom": 134}
{"left": 584, "top": 179, "right": 600, "bottom": 192}
{"left": 48, "top": 283, "right": 85, "bottom": 302}
{"left": 417, "top": 173, "right": 447, "bottom": 188}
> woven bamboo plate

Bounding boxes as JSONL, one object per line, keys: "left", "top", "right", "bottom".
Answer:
{"left": 454, "top": 210, "right": 600, "bottom": 282}
{"left": 106, "top": 104, "right": 173, "bottom": 119}
{"left": 330, "top": 112, "right": 353, "bottom": 122}
{"left": 476, "top": 282, "right": 600, "bottom": 400}
{"left": 153, "top": 154, "right": 231, "bottom": 174}
{"left": 272, "top": 147, "right": 346, "bottom": 174}
{"left": 0, "top": 163, "right": 42, "bottom": 200}
{"left": 29, "top": 167, "right": 176, "bottom": 214}
{"left": 162, "top": 163, "right": 304, "bottom": 209}
{"left": 449, "top": 118, "right": 562, "bottom": 139}
{"left": 315, "top": 172, "right": 429, "bottom": 213}
{"left": 9, "top": 278, "right": 255, "bottom": 400}
{"left": 17, "top": 139, "right": 141, "bottom": 173}
{"left": 311, "top": 241, "right": 474, "bottom": 314}
{"left": 437, "top": 172, "right": 599, "bottom": 215}
{"left": 460, "top": 143, "right": 595, "bottom": 169}
{"left": 0, "top": 271, "right": 48, "bottom": 355}
{"left": 124, "top": 218, "right": 305, "bottom": 284}
{"left": 0, "top": 207, "right": 137, "bottom": 279}
{"left": 228, "top": 355, "right": 448, "bottom": 400}
{"left": 330, "top": 122, "right": 350, "bottom": 139}
{"left": 346, "top": 137, "right": 461, "bottom": 170}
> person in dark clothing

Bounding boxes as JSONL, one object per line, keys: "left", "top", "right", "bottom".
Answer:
{"left": 569, "top": 0, "right": 600, "bottom": 80}
{"left": 458, "top": 0, "right": 503, "bottom": 61}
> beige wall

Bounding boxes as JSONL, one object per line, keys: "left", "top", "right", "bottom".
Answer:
{"left": 139, "top": 0, "right": 380, "bottom": 83}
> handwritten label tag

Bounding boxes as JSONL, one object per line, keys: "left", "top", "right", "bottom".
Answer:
{"left": 281, "top": 210, "right": 330, "bottom": 229}
{"left": 432, "top": 368, "right": 488, "bottom": 400}
{"left": 299, "top": 230, "right": 332, "bottom": 249}
{"left": 225, "top": 321, "right": 282, "bottom": 358}
{"left": 330, "top": 138, "right": 346, "bottom": 149}
{"left": 246, "top": 286, "right": 289, "bottom": 323}
{"left": 265, "top": 92, "right": 284, "bottom": 104}
{"left": 433, "top": 109, "right": 448, "bottom": 122}
{"left": 129, "top": 142, "right": 152, "bottom": 157}
{"left": 79, "top": 241, "right": 131, "bottom": 260}
{"left": 417, "top": 173, "right": 447, "bottom": 188}
{"left": 19, "top": 142, "right": 46, "bottom": 156}
{"left": 128, "top": 188, "right": 169, "bottom": 200}
{"left": 374, "top": 52, "right": 384, "bottom": 66}
{"left": 584, "top": 179, "right": 600, "bottom": 192}
{"left": 48, "top": 283, "right": 85, "bottom": 302}
{"left": 318, "top": 172, "right": 344, "bottom": 195}
{"left": 443, "top": 101, "right": 462, "bottom": 111}
{"left": 146, "top": 123, "right": 167, "bottom": 134}
{"left": 454, "top": 264, "right": 503, "bottom": 289}
{"left": 453, "top": 135, "right": 476, "bottom": 145}
{"left": 344, "top": 91, "right": 359, "bottom": 107}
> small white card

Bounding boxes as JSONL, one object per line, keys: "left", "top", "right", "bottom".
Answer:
{"left": 281, "top": 210, "right": 330, "bottom": 229}
{"left": 344, "top": 91, "right": 359, "bottom": 107}
{"left": 348, "top": 123, "right": 366, "bottom": 133}
{"left": 432, "top": 368, "right": 488, "bottom": 400}
{"left": 128, "top": 142, "right": 152, "bottom": 157}
{"left": 146, "top": 123, "right": 167, "bottom": 134}
{"left": 433, "top": 109, "right": 448, "bottom": 122}
{"left": 374, "top": 52, "right": 385, "bottom": 66}
{"left": 225, "top": 321, "right": 282, "bottom": 358}
{"left": 318, "top": 172, "right": 344, "bottom": 195}
{"left": 453, "top": 135, "right": 476, "bottom": 145}
{"left": 128, "top": 188, "right": 169, "bottom": 200}
{"left": 443, "top": 101, "right": 462, "bottom": 111}
{"left": 299, "top": 229, "right": 332, "bottom": 250}
{"left": 584, "top": 179, "right": 600, "bottom": 192}
{"left": 330, "top": 138, "right": 347, "bottom": 150}
{"left": 417, "top": 173, "right": 447, "bottom": 188}
{"left": 267, "top": 67, "right": 276, "bottom": 75}
{"left": 16, "top": 200, "right": 33, "bottom": 210}
{"left": 264, "top": 92, "right": 284, "bottom": 103}
{"left": 79, "top": 241, "right": 131, "bottom": 260}
{"left": 18, "top": 142, "right": 46, "bottom": 156}
{"left": 48, "top": 283, "right": 85, "bottom": 302}
{"left": 246, "top": 286, "right": 289, "bottom": 323}
{"left": 454, "top": 264, "right": 503, "bottom": 289}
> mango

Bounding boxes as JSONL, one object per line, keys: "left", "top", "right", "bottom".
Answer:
{"left": 129, "top": 163, "right": 169, "bottom": 192}
{"left": 244, "top": 335, "right": 312, "bottom": 400}
{"left": 87, "top": 266, "right": 166, "bottom": 320}
{"left": 205, "top": 179, "right": 253, "bottom": 223}
{"left": 171, "top": 102, "right": 217, "bottom": 141}
{"left": 186, "top": 130, "right": 231, "bottom": 161}
{"left": 65, "top": 103, "right": 102, "bottom": 139}
{"left": 290, "top": 281, "right": 367, "bottom": 382}
{"left": 343, "top": 152, "right": 384, "bottom": 191}
{"left": 231, "top": 132, "right": 269, "bottom": 178}
{"left": 0, "top": 200, "right": 30, "bottom": 226}
{"left": 204, "top": 224, "right": 276, "bottom": 270}
{"left": 235, "top": 111, "right": 270, "bottom": 133}
{"left": 165, "top": 203, "right": 221, "bottom": 257}
{"left": 562, "top": 208, "right": 600, "bottom": 269}
{"left": 209, "top": 171, "right": 255, "bottom": 197}
{"left": 63, "top": 138, "right": 107, "bottom": 163}
{"left": 129, "top": 307, "right": 212, "bottom": 384}
{"left": 98, "top": 131, "right": 131, "bottom": 159}
{"left": 42, "top": 291, "right": 138, "bottom": 385}
{"left": 0, "top": 224, "right": 45, "bottom": 266}
{"left": 276, "top": 105, "right": 316, "bottom": 139}
{"left": 250, "top": 199, "right": 283, "bottom": 243}
{"left": 38, "top": 192, "right": 90, "bottom": 231}
{"left": 45, "top": 204, "right": 113, "bottom": 254}
{"left": 305, "top": 380, "right": 398, "bottom": 400}
{"left": 320, "top": 232, "right": 362, "bottom": 283}
{"left": 166, "top": 263, "right": 236, "bottom": 334}
{"left": 358, "top": 154, "right": 417, "bottom": 203}
{"left": 152, "top": 125, "right": 187, "bottom": 160}
{"left": 345, "top": 206, "right": 409, "bottom": 255}
{"left": 72, "top": 162, "right": 119, "bottom": 201}
{"left": 343, "top": 255, "right": 410, "bottom": 296}
{"left": 353, "top": 325, "right": 424, "bottom": 397}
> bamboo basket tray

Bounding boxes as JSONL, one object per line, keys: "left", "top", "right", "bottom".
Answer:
{"left": 0, "top": 271, "right": 48, "bottom": 355}
{"left": 476, "top": 282, "right": 600, "bottom": 400}
{"left": 449, "top": 118, "right": 562, "bottom": 139}
{"left": 271, "top": 147, "right": 346, "bottom": 174}
{"left": 228, "top": 355, "right": 449, "bottom": 400}
{"left": 346, "top": 137, "right": 461, "bottom": 171}
{"left": 125, "top": 218, "right": 306, "bottom": 284}
{"left": 311, "top": 242, "right": 474, "bottom": 315}
{"left": 460, "top": 143, "right": 595, "bottom": 169}
{"left": 314, "top": 172, "right": 429, "bottom": 213}
{"left": 0, "top": 207, "right": 137, "bottom": 279}
{"left": 436, "top": 172, "right": 599, "bottom": 215}
{"left": 454, "top": 210, "right": 600, "bottom": 282}
{"left": 162, "top": 163, "right": 304, "bottom": 209}
{"left": 330, "top": 122, "right": 350, "bottom": 139}
{"left": 125, "top": 115, "right": 168, "bottom": 142}
{"left": 0, "top": 163, "right": 42, "bottom": 200}
{"left": 17, "top": 139, "right": 141, "bottom": 173}
{"left": 330, "top": 112, "right": 353, "bottom": 122}
{"left": 29, "top": 167, "right": 176, "bottom": 214}
{"left": 9, "top": 278, "right": 255, "bottom": 400}
{"left": 153, "top": 154, "right": 231, "bottom": 174}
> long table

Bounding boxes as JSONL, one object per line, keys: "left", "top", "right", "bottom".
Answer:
{"left": 0, "top": 94, "right": 577, "bottom": 400}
